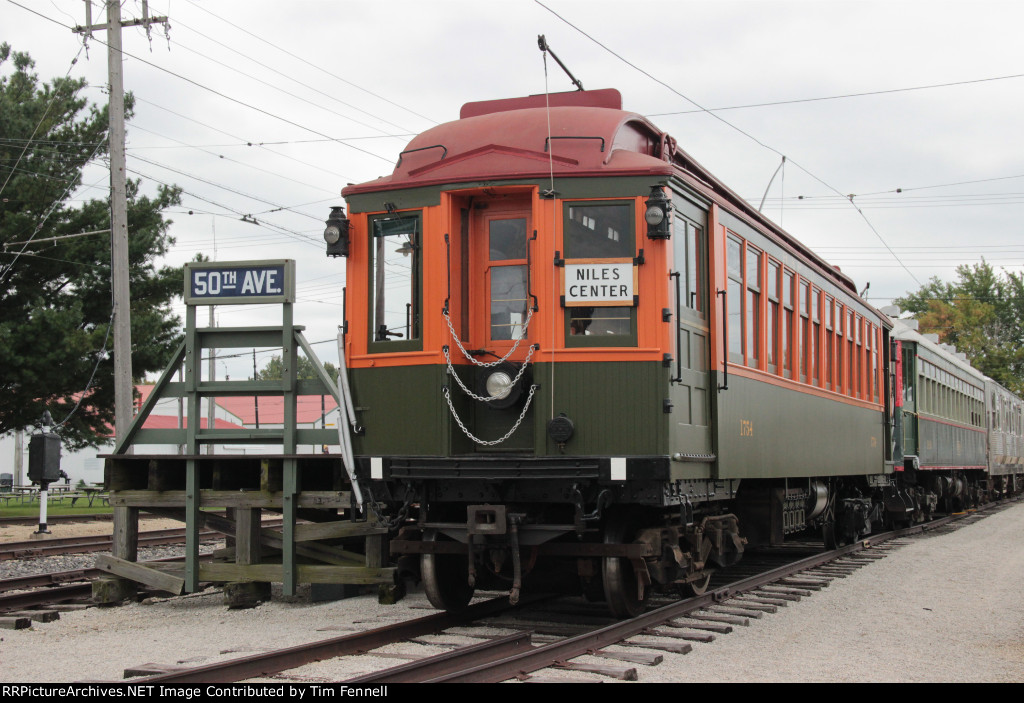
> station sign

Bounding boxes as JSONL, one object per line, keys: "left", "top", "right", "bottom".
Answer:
{"left": 561, "top": 258, "right": 637, "bottom": 307}
{"left": 184, "top": 259, "right": 295, "bottom": 305}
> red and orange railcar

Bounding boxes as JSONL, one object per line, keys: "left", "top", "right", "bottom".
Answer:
{"left": 324, "top": 89, "right": 1012, "bottom": 616}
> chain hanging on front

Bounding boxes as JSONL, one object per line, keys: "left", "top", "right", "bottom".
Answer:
{"left": 444, "top": 384, "right": 539, "bottom": 446}
{"left": 443, "top": 343, "right": 538, "bottom": 402}
{"left": 443, "top": 306, "right": 534, "bottom": 368}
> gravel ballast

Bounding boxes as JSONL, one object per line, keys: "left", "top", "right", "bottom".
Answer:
{"left": 2, "top": 503, "right": 1023, "bottom": 683}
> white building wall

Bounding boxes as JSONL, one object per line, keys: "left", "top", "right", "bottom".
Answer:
{"left": 0, "top": 395, "right": 249, "bottom": 488}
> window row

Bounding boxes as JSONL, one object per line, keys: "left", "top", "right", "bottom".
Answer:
{"left": 991, "top": 392, "right": 1024, "bottom": 435}
{"left": 919, "top": 379, "right": 985, "bottom": 428}
{"left": 920, "top": 359, "right": 984, "bottom": 401}
{"left": 915, "top": 359, "right": 984, "bottom": 428}
{"left": 727, "top": 233, "right": 881, "bottom": 403}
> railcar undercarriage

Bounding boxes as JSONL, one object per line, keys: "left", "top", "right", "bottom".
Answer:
{"left": 384, "top": 478, "right": 746, "bottom": 618}
{"left": 379, "top": 468, "right": 1009, "bottom": 617}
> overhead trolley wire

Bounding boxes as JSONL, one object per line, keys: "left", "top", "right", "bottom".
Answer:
{"left": 167, "top": 17, "right": 418, "bottom": 136}
{"left": 181, "top": 0, "right": 440, "bottom": 126}
{"left": 7, "top": 1, "right": 396, "bottom": 165}
{"left": 534, "top": 0, "right": 923, "bottom": 289}
{"left": 165, "top": 37, "right": 414, "bottom": 139}
{"left": 132, "top": 95, "right": 356, "bottom": 181}
{"left": 125, "top": 165, "right": 323, "bottom": 248}
{"left": 129, "top": 153, "right": 329, "bottom": 223}
{"left": 0, "top": 42, "right": 88, "bottom": 200}
{"left": 646, "top": 72, "right": 1024, "bottom": 117}
{"left": 126, "top": 122, "right": 339, "bottom": 196}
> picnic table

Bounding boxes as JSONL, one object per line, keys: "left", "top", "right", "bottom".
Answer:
{"left": 70, "top": 487, "right": 108, "bottom": 508}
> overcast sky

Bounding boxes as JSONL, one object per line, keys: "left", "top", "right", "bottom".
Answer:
{"left": 3, "top": 0, "right": 1022, "bottom": 381}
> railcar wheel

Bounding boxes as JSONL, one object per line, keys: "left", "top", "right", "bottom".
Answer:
{"left": 823, "top": 521, "right": 838, "bottom": 550}
{"left": 684, "top": 571, "right": 712, "bottom": 597}
{"left": 602, "top": 511, "right": 648, "bottom": 619}
{"left": 421, "top": 530, "right": 474, "bottom": 610}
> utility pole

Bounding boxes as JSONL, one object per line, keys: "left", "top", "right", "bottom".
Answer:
{"left": 73, "top": 1, "right": 168, "bottom": 604}
{"left": 73, "top": 1, "right": 168, "bottom": 447}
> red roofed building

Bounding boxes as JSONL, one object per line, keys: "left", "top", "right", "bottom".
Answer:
{"left": 3, "top": 385, "right": 335, "bottom": 487}
{"left": 214, "top": 395, "right": 338, "bottom": 427}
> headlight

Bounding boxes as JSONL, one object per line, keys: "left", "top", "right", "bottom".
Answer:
{"left": 645, "top": 204, "right": 665, "bottom": 227}
{"left": 324, "top": 224, "right": 341, "bottom": 245}
{"left": 485, "top": 370, "right": 513, "bottom": 400}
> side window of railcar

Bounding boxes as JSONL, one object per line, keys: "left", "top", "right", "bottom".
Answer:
{"left": 811, "top": 287, "right": 821, "bottom": 386}
{"left": 799, "top": 280, "right": 810, "bottom": 382}
{"left": 782, "top": 270, "right": 794, "bottom": 378}
{"left": 824, "top": 296, "right": 834, "bottom": 391}
{"left": 368, "top": 211, "right": 422, "bottom": 351}
{"left": 902, "top": 348, "right": 914, "bottom": 404}
{"left": 672, "top": 216, "right": 706, "bottom": 316}
{"left": 563, "top": 201, "right": 636, "bottom": 346}
{"left": 745, "top": 245, "right": 761, "bottom": 368}
{"left": 727, "top": 236, "right": 743, "bottom": 363}
{"left": 767, "top": 261, "right": 780, "bottom": 373}
{"left": 846, "top": 310, "right": 855, "bottom": 394}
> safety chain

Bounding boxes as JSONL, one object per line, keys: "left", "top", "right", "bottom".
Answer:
{"left": 365, "top": 485, "right": 415, "bottom": 532}
{"left": 443, "top": 343, "right": 538, "bottom": 402}
{"left": 443, "top": 383, "right": 538, "bottom": 446}
{"left": 443, "top": 306, "right": 534, "bottom": 368}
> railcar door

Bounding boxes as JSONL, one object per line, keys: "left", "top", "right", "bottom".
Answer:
{"left": 461, "top": 195, "right": 537, "bottom": 452}
{"left": 670, "top": 204, "right": 714, "bottom": 458}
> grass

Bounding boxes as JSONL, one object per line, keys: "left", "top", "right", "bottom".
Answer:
{"left": 0, "top": 496, "right": 113, "bottom": 518}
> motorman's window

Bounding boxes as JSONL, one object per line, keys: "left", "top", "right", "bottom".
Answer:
{"left": 488, "top": 217, "right": 528, "bottom": 341}
{"left": 564, "top": 201, "right": 633, "bottom": 258}
{"left": 369, "top": 211, "right": 422, "bottom": 351}
{"left": 563, "top": 201, "right": 636, "bottom": 346}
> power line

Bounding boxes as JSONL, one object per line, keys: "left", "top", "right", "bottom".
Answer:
{"left": 132, "top": 95, "right": 355, "bottom": 181}
{"left": 534, "top": 0, "right": 922, "bottom": 289}
{"left": 180, "top": 0, "right": 439, "bottom": 126}
{"left": 125, "top": 165, "right": 323, "bottom": 248}
{"left": 127, "top": 122, "right": 338, "bottom": 196}
{"left": 7, "top": 1, "right": 396, "bottom": 165}
{"left": 129, "top": 153, "right": 327, "bottom": 222}
{"left": 124, "top": 134, "right": 414, "bottom": 149}
{"left": 168, "top": 17, "right": 417, "bottom": 135}
{"left": 646, "top": 72, "right": 1024, "bottom": 117}
{"left": 166, "top": 36, "right": 412, "bottom": 139}
{"left": 0, "top": 43, "right": 87, "bottom": 199}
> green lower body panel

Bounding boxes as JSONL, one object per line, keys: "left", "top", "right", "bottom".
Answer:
{"left": 349, "top": 360, "right": 668, "bottom": 458}
{"left": 713, "top": 373, "right": 885, "bottom": 479}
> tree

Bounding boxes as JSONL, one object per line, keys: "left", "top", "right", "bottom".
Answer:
{"left": 256, "top": 354, "right": 338, "bottom": 382}
{"left": 894, "top": 260, "right": 1024, "bottom": 394}
{"left": 0, "top": 44, "right": 183, "bottom": 449}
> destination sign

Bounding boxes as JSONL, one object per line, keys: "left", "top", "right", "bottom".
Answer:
{"left": 562, "top": 260, "right": 636, "bottom": 307}
{"left": 184, "top": 259, "right": 295, "bottom": 305}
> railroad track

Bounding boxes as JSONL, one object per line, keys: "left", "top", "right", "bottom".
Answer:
{"left": 0, "top": 528, "right": 221, "bottom": 560}
{"left": 0, "top": 554, "right": 220, "bottom": 614}
{"left": 0, "top": 513, "right": 113, "bottom": 527}
{"left": 109, "top": 498, "right": 1018, "bottom": 684}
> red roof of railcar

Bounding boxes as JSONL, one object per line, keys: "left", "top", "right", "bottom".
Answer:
{"left": 342, "top": 90, "right": 673, "bottom": 196}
